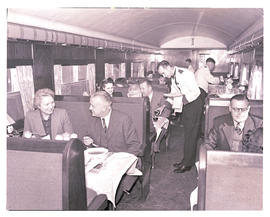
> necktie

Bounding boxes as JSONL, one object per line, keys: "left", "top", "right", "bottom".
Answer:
{"left": 101, "top": 118, "right": 107, "bottom": 133}
{"left": 235, "top": 122, "right": 242, "bottom": 135}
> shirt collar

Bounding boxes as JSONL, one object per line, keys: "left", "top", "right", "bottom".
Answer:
{"left": 101, "top": 109, "right": 112, "bottom": 128}
{"left": 233, "top": 120, "right": 245, "bottom": 130}
{"left": 149, "top": 91, "right": 153, "bottom": 102}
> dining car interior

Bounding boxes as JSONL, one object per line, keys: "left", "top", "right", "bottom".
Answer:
{"left": 5, "top": 5, "right": 265, "bottom": 212}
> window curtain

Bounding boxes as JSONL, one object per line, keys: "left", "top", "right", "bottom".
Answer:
{"left": 87, "top": 64, "right": 96, "bottom": 95}
{"left": 54, "top": 65, "right": 63, "bottom": 95}
{"left": 15, "top": 66, "right": 35, "bottom": 115}
{"left": 120, "top": 63, "right": 126, "bottom": 78}
{"left": 138, "top": 62, "right": 145, "bottom": 77}
{"left": 105, "top": 63, "right": 114, "bottom": 79}
{"left": 131, "top": 63, "right": 134, "bottom": 77}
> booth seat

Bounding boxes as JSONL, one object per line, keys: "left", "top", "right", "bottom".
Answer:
{"left": 54, "top": 95, "right": 152, "bottom": 204}
{"left": 204, "top": 97, "right": 263, "bottom": 139}
{"left": 7, "top": 137, "right": 107, "bottom": 210}
{"left": 198, "top": 145, "right": 262, "bottom": 210}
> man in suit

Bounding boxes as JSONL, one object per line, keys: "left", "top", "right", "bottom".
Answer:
{"left": 84, "top": 91, "right": 142, "bottom": 156}
{"left": 23, "top": 88, "right": 75, "bottom": 140}
{"left": 205, "top": 94, "right": 263, "bottom": 151}
{"left": 139, "top": 78, "right": 172, "bottom": 134}
{"left": 158, "top": 60, "right": 203, "bottom": 173}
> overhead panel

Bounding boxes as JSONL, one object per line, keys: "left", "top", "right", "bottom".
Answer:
{"left": 7, "top": 8, "right": 263, "bottom": 49}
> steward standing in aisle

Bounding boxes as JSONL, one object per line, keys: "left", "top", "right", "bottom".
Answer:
{"left": 157, "top": 60, "right": 203, "bottom": 173}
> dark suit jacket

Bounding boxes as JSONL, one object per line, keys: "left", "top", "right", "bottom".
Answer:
{"left": 206, "top": 113, "right": 263, "bottom": 151}
{"left": 24, "top": 108, "right": 74, "bottom": 139}
{"left": 86, "top": 109, "right": 143, "bottom": 156}
{"left": 150, "top": 91, "right": 172, "bottom": 133}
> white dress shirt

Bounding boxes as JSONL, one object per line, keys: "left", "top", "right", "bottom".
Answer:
{"left": 101, "top": 109, "right": 112, "bottom": 128}
{"left": 173, "top": 67, "right": 201, "bottom": 103}
{"left": 188, "top": 65, "right": 195, "bottom": 73}
{"left": 148, "top": 91, "right": 153, "bottom": 103}
{"left": 233, "top": 120, "right": 245, "bottom": 131}
{"left": 195, "top": 65, "right": 220, "bottom": 93}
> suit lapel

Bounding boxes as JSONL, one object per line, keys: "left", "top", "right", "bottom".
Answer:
{"left": 243, "top": 115, "right": 255, "bottom": 135}
{"left": 222, "top": 115, "right": 234, "bottom": 150}
{"left": 106, "top": 110, "right": 116, "bottom": 141}
{"left": 33, "top": 110, "right": 46, "bottom": 136}
{"left": 51, "top": 111, "right": 58, "bottom": 139}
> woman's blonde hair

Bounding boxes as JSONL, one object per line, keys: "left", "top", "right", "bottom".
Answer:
{"left": 34, "top": 88, "right": 55, "bottom": 108}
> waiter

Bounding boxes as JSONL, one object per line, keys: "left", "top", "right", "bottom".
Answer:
{"left": 195, "top": 57, "right": 220, "bottom": 102}
{"left": 157, "top": 60, "right": 203, "bottom": 173}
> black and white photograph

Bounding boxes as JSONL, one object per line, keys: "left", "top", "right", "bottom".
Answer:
{"left": 1, "top": 1, "right": 268, "bottom": 215}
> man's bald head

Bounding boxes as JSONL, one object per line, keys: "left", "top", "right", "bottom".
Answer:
{"left": 89, "top": 91, "right": 112, "bottom": 117}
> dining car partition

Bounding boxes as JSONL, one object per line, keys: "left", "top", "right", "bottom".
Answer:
{"left": 54, "top": 95, "right": 152, "bottom": 203}
{"left": 198, "top": 145, "right": 263, "bottom": 210}
{"left": 204, "top": 97, "right": 263, "bottom": 139}
{"left": 7, "top": 137, "right": 107, "bottom": 210}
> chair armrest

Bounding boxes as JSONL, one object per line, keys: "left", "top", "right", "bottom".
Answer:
{"left": 87, "top": 194, "right": 108, "bottom": 210}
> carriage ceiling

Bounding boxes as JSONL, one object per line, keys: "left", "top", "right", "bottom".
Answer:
{"left": 8, "top": 8, "right": 263, "bottom": 49}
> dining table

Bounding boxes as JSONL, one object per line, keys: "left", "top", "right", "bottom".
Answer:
{"left": 84, "top": 148, "right": 142, "bottom": 207}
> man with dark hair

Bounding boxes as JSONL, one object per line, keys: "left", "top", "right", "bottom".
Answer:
{"left": 185, "top": 58, "right": 195, "bottom": 73}
{"left": 205, "top": 94, "right": 263, "bottom": 151}
{"left": 139, "top": 78, "right": 172, "bottom": 135}
{"left": 157, "top": 60, "right": 203, "bottom": 173}
{"left": 195, "top": 57, "right": 219, "bottom": 101}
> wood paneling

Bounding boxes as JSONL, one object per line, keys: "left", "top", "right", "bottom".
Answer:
{"left": 54, "top": 46, "right": 95, "bottom": 65}
{"left": 95, "top": 49, "right": 105, "bottom": 84}
{"left": 7, "top": 41, "right": 33, "bottom": 67}
{"left": 33, "top": 44, "right": 54, "bottom": 91}
{"left": 125, "top": 60, "right": 131, "bottom": 78}
{"left": 104, "top": 49, "right": 125, "bottom": 64}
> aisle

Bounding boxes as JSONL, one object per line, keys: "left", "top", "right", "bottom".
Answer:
{"left": 117, "top": 124, "right": 199, "bottom": 210}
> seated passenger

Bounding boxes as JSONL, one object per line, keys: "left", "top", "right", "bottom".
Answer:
{"left": 23, "top": 88, "right": 76, "bottom": 140}
{"left": 83, "top": 91, "right": 142, "bottom": 156}
{"left": 205, "top": 94, "right": 263, "bottom": 151}
{"left": 127, "top": 83, "right": 142, "bottom": 97}
{"left": 115, "top": 77, "right": 128, "bottom": 88}
{"left": 100, "top": 78, "right": 122, "bottom": 97}
{"left": 139, "top": 78, "right": 172, "bottom": 134}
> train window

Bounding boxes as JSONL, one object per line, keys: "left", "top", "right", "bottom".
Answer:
{"left": 131, "top": 62, "right": 145, "bottom": 78}
{"left": 105, "top": 63, "right": 126, "bottom": 80}
{"left": 54, "top": 64, "right": 96, "bottom": 96}
{"left": 7, "top": 66, "right": 35, "bottom": 115}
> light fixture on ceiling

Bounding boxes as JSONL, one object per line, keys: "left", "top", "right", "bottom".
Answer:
{"left": 191, "top": 37, "right": 195, "bottom": 48}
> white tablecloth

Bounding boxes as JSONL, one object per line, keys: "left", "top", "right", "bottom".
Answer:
{"left": 84, "top": 149, "right": 142, "bottom": 207}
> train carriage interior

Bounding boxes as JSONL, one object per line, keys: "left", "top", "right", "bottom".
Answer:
{"left": 4, "top": 5, "right": 265, "bottom": 212}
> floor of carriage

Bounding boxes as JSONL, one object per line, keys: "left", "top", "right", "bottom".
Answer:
{"left": 116, "top": 123, "right": 202, "bottom": 210}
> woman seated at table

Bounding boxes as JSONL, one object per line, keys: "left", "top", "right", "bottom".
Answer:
{"left": 127, "top": 83, "right": 142, "bottom": 97}
{"left": 23, "top": 88, "right": 77, "bottom": 140}
{"left": 100, "top": 78, "right": 122, "bottom": 97}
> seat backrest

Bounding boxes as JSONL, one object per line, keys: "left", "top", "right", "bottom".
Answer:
{"left": 54, "top": 95, "right": 92, "bottom": 139}
{"left": 112, "top": 97, "right": 150, "bottom": 147}
{"left": 198, "top": 145, "right": 263, "bottom": 210}
{"left": 205, "top": 98, "right": 263, "bottom": 138}
{"left": 7, "top": 92, "right": 25, "bottom": 131}
{"left": 54, "top": 95, "right": 151, "bottom": 152}
{"left": 7, "top": 137, "right": 87, "bottom": 210}
{"left": 114, "top": 86, "right": 129, "bottom": 97}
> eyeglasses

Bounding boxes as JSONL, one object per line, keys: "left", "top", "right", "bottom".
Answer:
{"left": 231, "top": 107, "right": 249, "bottom": 112}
